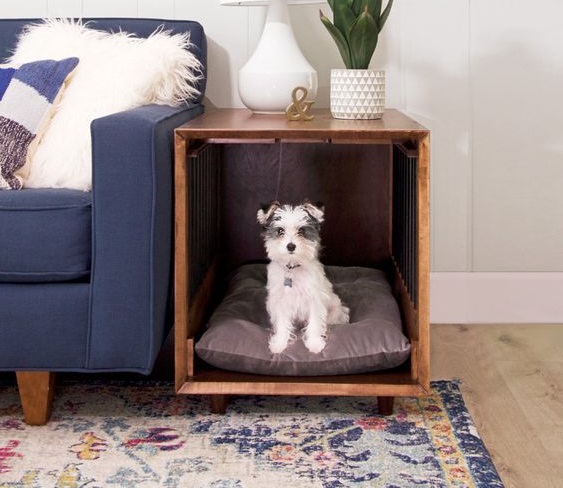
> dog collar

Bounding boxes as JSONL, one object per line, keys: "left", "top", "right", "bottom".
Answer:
{"left": 284, "top": 263, "right": 300, "bottom": 287}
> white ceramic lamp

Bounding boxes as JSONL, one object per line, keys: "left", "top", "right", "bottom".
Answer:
{"left": 221, "top": 0, "right": 322, "bottom": 114}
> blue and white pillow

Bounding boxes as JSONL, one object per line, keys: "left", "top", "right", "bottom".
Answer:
{"left": 0, "top": 57, "right": 78, "bottom": 190}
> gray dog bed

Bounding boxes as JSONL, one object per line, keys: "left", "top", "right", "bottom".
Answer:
{"left": 195, "top": 264, "right": 411, "bottom": 376}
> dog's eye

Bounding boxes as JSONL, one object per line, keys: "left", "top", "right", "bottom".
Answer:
{"left": 276, "top": 228, "right": 285, "bottom": 236}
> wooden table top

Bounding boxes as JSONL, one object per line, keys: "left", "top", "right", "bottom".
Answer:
{"left": 175, "top": 108, "right": 429, "bottom": 141}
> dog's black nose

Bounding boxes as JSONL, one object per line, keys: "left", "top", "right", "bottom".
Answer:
{"left": 287, "top": 242, "right": 296, "bottom": 252}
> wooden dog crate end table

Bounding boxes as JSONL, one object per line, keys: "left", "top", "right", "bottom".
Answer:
{"left": 174, "top": 108, "right": 430, "bottom": 414}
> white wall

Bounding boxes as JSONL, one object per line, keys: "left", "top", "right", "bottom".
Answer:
{"left": 2, "top": 0, "right": 562, "bottom": 321}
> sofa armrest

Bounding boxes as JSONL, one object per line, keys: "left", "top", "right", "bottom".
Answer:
{"left": 88, "top": 102, "right": 204, "bottom": 372}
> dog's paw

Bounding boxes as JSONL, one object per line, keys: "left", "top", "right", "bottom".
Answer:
{"left": 336, "top": 305, "right": 350, "bottom": 324}
{"left": 328, "top": 305, "right": 350, "bottom": 325}
{"left": 339, "top": 305, "right": 350, "bottom": 324}
{"left": 269, "top": 334, "right": 289, "bottom": 354}
{"left": 304, "top": 335, "right": 326, "bottom": 354}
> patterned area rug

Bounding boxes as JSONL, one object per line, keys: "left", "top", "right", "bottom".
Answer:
{"left": 0, "top": 379, "right": 503, "bottom": 487}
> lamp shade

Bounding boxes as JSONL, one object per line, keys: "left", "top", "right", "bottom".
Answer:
{"left": 221, "top": 0, "right": 323, "bottom": 113}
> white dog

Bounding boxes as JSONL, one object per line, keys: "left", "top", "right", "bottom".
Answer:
{"left": 257, "top": 200, "right": 350, "bottom": 354}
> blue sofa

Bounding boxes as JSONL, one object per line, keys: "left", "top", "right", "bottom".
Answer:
{"left": 0, "top": 18, "right": 207, "bottom": 424}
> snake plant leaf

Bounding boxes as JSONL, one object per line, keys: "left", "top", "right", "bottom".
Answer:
{"left": 320, "top": 10, "right": 353, "bottom": 69}
{"left": 332, "top": 0, "right": 357, "bottom": 39}
{"left": 352, "top": 0, "right": 380, "bottom": 18}
{"left": 378, "top": 0, "right": 394, "bottom": 30}
{"left": 351, "top": 0, "right": 362, "bottom": 16}
{"left": 372, "top": 0, "right": 383, "bottom": 17}
{"left": 349, "top": 7, "right": 379, "bottom": 69}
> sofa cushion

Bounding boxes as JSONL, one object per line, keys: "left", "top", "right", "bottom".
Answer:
{"left": 195, "top": 264, "right": 411, "bottom": 376}
{"left": 0, "top": 188, "right": 91, "bottom": 282}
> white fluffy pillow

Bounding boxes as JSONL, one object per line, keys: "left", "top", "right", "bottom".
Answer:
{"left": 8, "top": 19, "right": 202, "bottom": 190}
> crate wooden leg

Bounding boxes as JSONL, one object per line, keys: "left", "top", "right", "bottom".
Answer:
{"left": 378, "top": 396, "right": 394, "bottom": 416}
{"left": 209, "top": 395, "right": 229, "bottom": 414}
{"left": 16, "top": 371, "right": 56, "bottom": 425}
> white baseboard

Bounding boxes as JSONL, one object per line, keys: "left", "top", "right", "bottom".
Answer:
{"left": 430, "top": 272, "right": 563, "bottom": 324}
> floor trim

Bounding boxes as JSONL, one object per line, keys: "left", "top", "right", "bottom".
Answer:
{"left": 430, "top": 272, "right": 563, "bottom": 323}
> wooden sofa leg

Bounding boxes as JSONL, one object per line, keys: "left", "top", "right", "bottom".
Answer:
{"left": 15, "top": 372, "right": 56, "bottom": 426}
{"left": 209, "top": 395, "right": 229, "bottom": 414}
{"left": 378, "top": 396, "right": 394, "bottom": 416}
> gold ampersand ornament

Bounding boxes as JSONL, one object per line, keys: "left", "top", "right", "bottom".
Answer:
{"left": 286, "top": 86, "right": 315, "bottom": 121}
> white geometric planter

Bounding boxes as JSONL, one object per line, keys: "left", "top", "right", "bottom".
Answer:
{"left": 330, "top": 69, "right": 386, "bottom": 120}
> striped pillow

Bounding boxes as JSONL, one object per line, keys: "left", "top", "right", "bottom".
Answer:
{"left": 0, "top": 57, "right": 78, "bottom": 190}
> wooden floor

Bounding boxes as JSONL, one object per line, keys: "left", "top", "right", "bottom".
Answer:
{"left": 432, "top": 324, "right": 563, "bottom": 488}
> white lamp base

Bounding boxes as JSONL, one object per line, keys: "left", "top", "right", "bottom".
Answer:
{"left": 238, "top": 0, "right": 318, "bottom": 114}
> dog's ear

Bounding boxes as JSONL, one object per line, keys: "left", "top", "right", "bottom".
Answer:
{"left": 302, "top": 200, "right": 325, "bottom": 223}
{"left": 257, "top": 200, "right": 280, "bottom": 225}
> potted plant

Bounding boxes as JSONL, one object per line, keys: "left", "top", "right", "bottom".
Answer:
{"left": 320, "top": 0, "right": 394, "bottom": 119}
